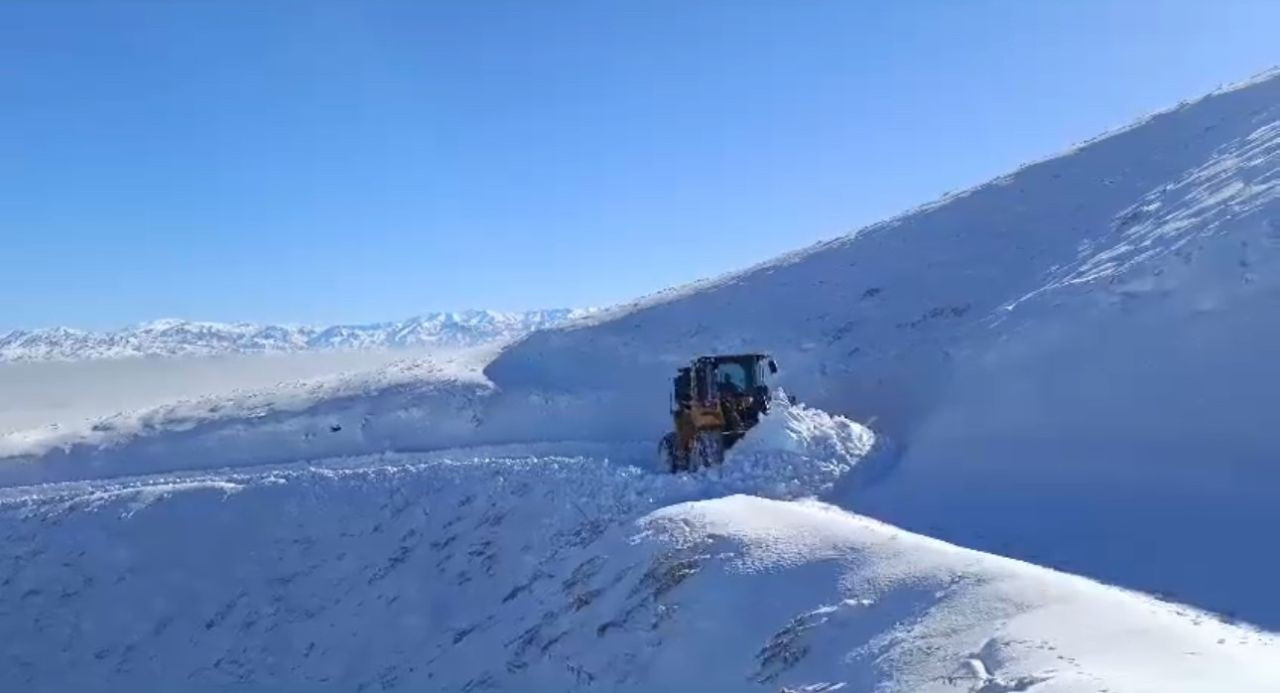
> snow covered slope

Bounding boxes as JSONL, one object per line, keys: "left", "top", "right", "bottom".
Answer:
{"left": 487, "top": 69, "right": 1280, "bottom": 436}
{"left": 0, "top": 349, "right": 469, "bottom": 435}
{"left": 3, "top": 68, "right": 1279, "bottom": 653}
{"left": 480, "top": 70, "right": 1280, "bottom": 626}
{"left": 4, "top": 428, "right": 1277, "bottom": 692}
{"left": 0, "top": 349, "right": 495, "bottom": 485}
{"left": 0, "top": 309, "right": 590, "bottom": 362}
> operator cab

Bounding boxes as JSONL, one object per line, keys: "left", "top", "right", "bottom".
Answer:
{"left": 671, "top": 353, "right": 777, "bottom": 413}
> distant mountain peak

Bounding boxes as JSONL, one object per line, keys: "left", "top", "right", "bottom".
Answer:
{"left": 0, "top": 309, "right": 594, "bottom": 362}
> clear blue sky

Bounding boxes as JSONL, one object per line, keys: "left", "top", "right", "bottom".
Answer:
{"left": 2, "top": 1, "right": 1277, "bottom": 330}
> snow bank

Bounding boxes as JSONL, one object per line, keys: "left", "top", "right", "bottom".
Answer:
{"left": 708, "top": 392, "right": 876, "bottom": 498}
{"left": 0, "top": 351, "right": 495, "bottom": 485}
{"left": 3, "top": 451, "right": 1276, "bottom": 692}
{"left": 0, "top": 348, "right": 457, "bottom": 434}
{"left": 642, "top": 495, "right": 1280, "bottom": 693}
{"left": 729, "top": 390, "right": 872, "bottom": 466}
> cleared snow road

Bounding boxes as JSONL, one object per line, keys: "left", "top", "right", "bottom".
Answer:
{"left": 2, "top": 405, "right": 1277, "bottom": 692}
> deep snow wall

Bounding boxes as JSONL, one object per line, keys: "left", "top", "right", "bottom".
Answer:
{"left": 487, "top": 72, "right": 1280, "bottom": 437}
{"left": 486, "top": 72, "right": 1280, "bottom": 626}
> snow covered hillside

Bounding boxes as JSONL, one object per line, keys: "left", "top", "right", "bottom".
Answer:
{"left": 4, "top": 415, "right": 1277, "bottom": 692}
{"left": 3, "top": 70, "right": 1280, "bottom": 691}
{"left": 483, "top": 70, "right": 1280, "bottom": 626}
{"left": 0, "top": 309, "right": 590, "bottom": 362}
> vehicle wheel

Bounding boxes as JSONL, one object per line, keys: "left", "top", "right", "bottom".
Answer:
{"left": 690, "top": 431, "right": 724, "bottom": 471}
{"left": 658, "top": 432, "right": 681, "bottom": 473}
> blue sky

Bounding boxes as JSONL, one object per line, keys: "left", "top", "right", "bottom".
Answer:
{"left": 2, "top": 1, "right": 1277, "bottom": 331}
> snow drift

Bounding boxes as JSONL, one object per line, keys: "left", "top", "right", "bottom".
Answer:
{"left": 4, "top": 440, "right": 1277, "bottom": 692}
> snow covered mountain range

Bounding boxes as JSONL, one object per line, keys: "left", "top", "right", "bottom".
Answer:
{"left": 0, "top": 309, "right": 591, "bottom": 361}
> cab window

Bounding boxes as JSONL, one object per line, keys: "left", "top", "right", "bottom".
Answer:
{"left": 715, "top": 362, "right": 748, "bottom": 393}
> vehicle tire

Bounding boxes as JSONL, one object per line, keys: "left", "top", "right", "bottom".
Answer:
{"left": 658, "top": 432, "right": 681, "bottom": 473}
{"left": 690, "top": 431, "right": 724, "bottom": 471}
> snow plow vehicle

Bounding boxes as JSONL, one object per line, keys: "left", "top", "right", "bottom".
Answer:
{"left": 659, "top": 353, "right": 780, "bottom": 472}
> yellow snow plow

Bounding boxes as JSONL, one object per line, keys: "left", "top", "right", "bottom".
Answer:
{"left": 658, "top": 353, "right": 780, "bottom": 472}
